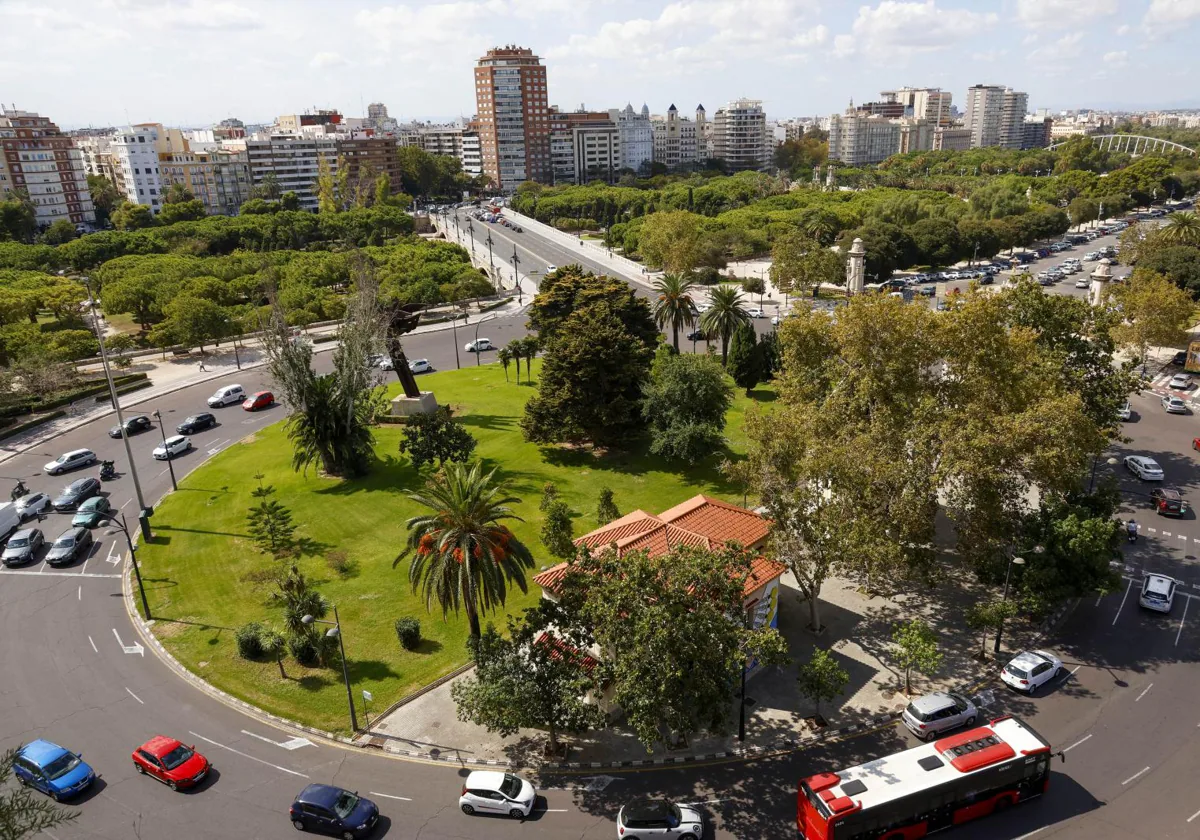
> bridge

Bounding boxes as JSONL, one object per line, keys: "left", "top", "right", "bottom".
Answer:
{"left": 1048, "top": 134, "right": 1197, "bottom": 156}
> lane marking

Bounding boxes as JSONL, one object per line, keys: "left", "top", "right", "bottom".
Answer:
{"left": 1177, "top": 595, "right": 1191, "bottom": 647}
{"left": 368, "top": 791, "right": 412, "bottom": 802}
{"left": 535, "top": 807, "right": 568, "bottom": 812}
{"left": 1136, "top": 683, "right": 1154, "bottom": 702}
{"left": 240, "top": 729, "right": 314, "bottom": 750}
{"left": 1162, "top": 531, "right": 1172, "bottom": 538}
{"left": 0, "top": 569, "right": 119, "bottom": 579}
{"left": 106, "top": 542, "right": 120, "bottom": 565}
{"left": 1113, "top": 578, "right": 1134, "bottom": 626}
{"left": 1060, "top": 665, "right": 1081, "bottom": 681}
{"left": 112, "top": 628, "right": 144, "bottom": 656}
{"left": 77, "top": 585, "right": 81, "bottom": 601}
{"left": 88, "top": 635, "right": 97, "bottom": 653}
{"left": 1063, "top": 734, "right": 1092, "bottom": 752}
{"left": 188, "top": 731, "right": 309, "bottom": 778}
{"left": 1188, "top": 806, "right": 1200, "bottom": 823}
{"left": 125, "top": 687, "right": 144, "bottom": 704}
{"left": 121, "top": 499, "right": 130, "bottom": 509}
{"left": 1122, "top": 766, "right": 1150, "bottom": 785}
{"left": 1015, "top": 828, "right": 1046, "bottom": 840}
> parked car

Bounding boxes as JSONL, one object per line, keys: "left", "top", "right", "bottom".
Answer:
{"left": 459, "top": 771, "right": 537, "bottom": 818}
{"left": 153, "top": 435, "right": 192, "bottom": 460}
{"left": 409, "top": 359, "right": 432, "bottom": 374}
{"left": 1118, "top": 401, "right": 1132, "bottom": 421}
{"left": 1150, "top": 487, "right": 1188, "bottom": 516}
{"left": 43, "top": 449, "right": 97, "bottom": 476}
{"left": 1170, "top": 373, "right": 1192, "bottom": 390}
{"left": 1074, "top": 278, "right": 1090, "bottom": 289}
{"left": 108, "top": 415, "right": 153, "bottom": 439}
{"left": 747, "top": 307, "right": 767, "bottom": 319}
{"left": 176, "top": 413, "right": 216, "bottom": 435}
{"left": 545, "top": 265, "right": 558, "bottom": 274}
{"left": 685, "top": 329, "right": 709, "bottom": 341}
{"left": 12, "top": 740, "right": 95, "bottom": 801}
{"left": 1139, "top": 573, "right": 1176, "bottom": 613}
{"left": 71, "top": 496, "right": 112, "bottom": 528}
{"left": 1125, "top": 455, "right": 1164, "bottom": 480}
{"left": 52, "top": 477, "right": 101, "bottom": 511}
{"left": 366, "top": 354, "right": 385, "bottom": 368}
{"left": 132, "top": 736, "right": 211, "bottom": 791}
{"left": 207, "top": 384, "right": 245, "bottom": 407}
{"left": 45, "top": 527, "right": 93, "bottom": 566}
{"left": 1001, "top": 650, "right": 1062, "bottom": 694}
{"left": 289, "top": 784, "right": 379, "bottom": 838}
{"left": 15, "top": 492, "right": 51, "bottom": 519}
{"left": 616, "top": 800, "right": 705, "bottom": 839}
{"left": 464, "top": 338, "right": 493, "bottom": 353}
{"left": 1162, "top": 395, "right": 1188, "bottom": 414}
{"left": 242, "top": 391, "right": 274, "bottom": 411}
{"left": 2, "top": 528, "right": 44, "bottom": 566}
{"left": 901, "top": 691, "right": 978, "bottom": 741}
{"left": 1172, "top": 351, "right": 1188, "bottom": 366}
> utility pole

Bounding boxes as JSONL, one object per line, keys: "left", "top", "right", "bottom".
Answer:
{"left": 511, "top": 246, "right": 522, "bottom": 303}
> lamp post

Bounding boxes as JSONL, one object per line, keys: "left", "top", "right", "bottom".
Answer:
{"left": 994, "top": 553, "right": 1034, "bottom": 654}
{"left": 151, "top": 409, "right": 177, "bottom": 492}
{"left": 83, "top": 277, "right": 152, "bottom": 540}
{"left": 472, "top": 314, "right": 495, "bottom": 368}
{"left": 486, "top": 231, "right": 495, "bottom": 272}
{"left": 1088, "top": 455, "right": 1121, "bottom": 494}
{"left": 97, "top": 511, "right": 151, "bottom": 621}
{"left": 302, "top": 607, "right": 357, "bottom": 733}
{"left": 511, "top": 246, "right": 522, "bottom": 303}
{"left": 467, "top": 219, "right": 475, "bottom": 257}
{"left": 450, "top": 310, "right": 462, "bottom": 370}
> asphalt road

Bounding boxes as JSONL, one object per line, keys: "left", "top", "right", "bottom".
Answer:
{"left": 0, "top": 216, "right": 1193, "bottom": 839}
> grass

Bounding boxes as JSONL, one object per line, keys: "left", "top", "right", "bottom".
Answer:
{"left": 137, "top": 359, "right": 775, "bottom": 734}
{"left": 103, "top": 311, "right": 144, "bottom": 336}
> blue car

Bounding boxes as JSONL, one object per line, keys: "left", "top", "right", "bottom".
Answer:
{"left": 13, "top": 739, "right": 95, "bottom": 800}
{"left": 290, "top": 784, "right": 379, "bottom": 838}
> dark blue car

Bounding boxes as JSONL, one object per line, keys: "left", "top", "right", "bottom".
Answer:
{"left": 290, "top": 784, "right": 379, "bottom": 838}
{"left": 13, "top": 739, "right": 95, "bottom": 801}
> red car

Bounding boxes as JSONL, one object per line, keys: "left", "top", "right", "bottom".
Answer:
{"left": 242, "top": 390, "right": 274, "bottom": 411}
{"left": 132, "top": 736, "right": 210, "bottom": 790}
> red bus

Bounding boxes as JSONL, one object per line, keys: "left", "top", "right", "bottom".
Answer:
{"left": 797, "top": 716, "right": 1060, "bottom": 840}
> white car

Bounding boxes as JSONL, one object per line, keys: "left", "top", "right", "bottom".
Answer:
{"left": 1162, "top": 395, "right": 1188, "bottom": 414}
{"left": 1170, "top": 373, "right": 1192, "bottom": 390}
{"left": 459, "top": 771, "right": 536, "bottom": 819}
{"left": 1001, "top": 650, "right": 1062, "bottom": 694}
{"left": 465, "top": 338, "right": 493, "bottom": 353}
{"left": 1138, "top": 573, "right": 1176, "bottom": 613}
{"left": 15, "top": 492, "right": 51, "bottom": 519}
{"left": 1074, "top": 278, "right": 1089, "bottom": 288}
{"left": 747, "top": 308, "right": 766, "bottom": 319}
{"left": 379, "top": 356, "right": 395, "bottom": 371}
{"left": 408, "top": 358, "right": 432, "bottom": 374}
{"left": 1125, "top": 455, "right": 1164, "bottom": 480}
{"left": 1117, "top": 401, "right": 1132, "bottom": 421}
{"left": 152, "top": 435, "right": 192, "bottom": 460}
{"left": 545, "top": 265, "right": 558, "bottom": 274}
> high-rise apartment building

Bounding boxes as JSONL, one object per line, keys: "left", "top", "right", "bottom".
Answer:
{"left": 474, "top": 45, "right": 551, "bottom": 190}
{"left": 713, "top": 99, "right": 770, "bottom": 171}
{"left": 933, "top": 126, "right": 973, "bottom": 151}
{"left": 159, "top": 148, "right": 251, "bottom": 216}
{"left": 999, "top": 88, "right": 1029, "bottom": 149}
{"left": 827, "top": 108, "right": 901, "bottom": 166}
{"left": 610, "top": 104, "right": 653, "bottom": 175}
{"left": 110, "top": 124, "right": 169, "bottom": 213}
{"left": 549, "top": 110, "right": 616, "bottom": 185}
{"left": 337, "top": 136, "right": 403, "bottom": 201}
{"left": 1021, "top": 116, "right": 1053, "bottom": 150}
{"left": 965, "top": 85, "right": 1028, "bottom": 149}
{"left": 0, "top": 108, "right": 95, "bottom": 228}
{"left": 881, "top": 88, "right": 953, "bottom": 125}
{"left": 245, "top": 134, "right": 338, "bottom": 211}
{"left": 651, "top": 105, "right": 699, "bottom": 170}
{"left": 275, "top": 109, "right": 343, "bottom": 134}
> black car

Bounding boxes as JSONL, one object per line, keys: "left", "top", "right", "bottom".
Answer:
{"left": 1151, "top": 487, "right": 1188, "bottom": 517}
{"left": 2, "top": 528, "right": 44, "bottom": 566}
{"left": 109, "top": 415, "right": 153, "bottom": 439}
{"left": 176, "top": 413, "right": 217, "bottom": 435}
{"left": 1173, "top": 351, "right": 1188, "bottom": 367}
{"left": 289, "top": 784, "right": 379, "bottom": 838}
{"left": 685, "top": 329, "right": 709, "bottom": 341}
{"left": 52, "top": 478, "right": 101, "bottom": 511}
{"left": 45, "top": 527, "right": 93, "bottom": 566}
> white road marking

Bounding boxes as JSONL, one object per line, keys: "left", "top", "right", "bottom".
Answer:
{"left": 1063, "top": 734, "right": 1092, "bottom": 752}
{"left": 1015, "top": 828, "right": 1046, "bottom": 840}
{"left": 188, "top": 731, "right": 309, "bottom": 778}
{"left": 1122, "top": 766, "right": 1150, "bottom": 785}
{"left": 0, "top": 569, "right": 119, "bottom": 579}
{"left": 1188, "top": 806, "right": 1200, "bottom": 823}
{"left": 1162, "top": 531, "right": 1172, "bottom": 538}
{"left": 1136, "top": 683, "right": 1154, "bottom": 702}
{"left": 125, "top": 687, "right": 144, "bottom": 704}
{"left": 1177, "top": 595, "right": 1191, "bottom": 647}
{"left": 106, "top": 542, "right": 120, "bottom": 565}
{"left": 1181, "top": 534, "right": 1188, "bottom": 541}
{"left": 121, "top": 499, "right": 130, "bottom": 509}
{"left": 239, "top": 729, "right": 314, "bottom": 750}
{"left": 77, "top": 585, "right": 81, "bottom": 601}
{"left": 88, "top": 635, "right": 97, "bottom": 653}
{"left": 156, "top": 468, "right": 169, "bottom": 478}
{"left": 112, "top": 628, "right": 144, "bottom": 656}
{"left": 368, "top": 791, "right": 412, "bottom": 802}
{"left": 1113, "top": 578, "right": 1134, "bottom": 626}
{"left": 1061, "top": 665, "right": 1080, "bottom": 681}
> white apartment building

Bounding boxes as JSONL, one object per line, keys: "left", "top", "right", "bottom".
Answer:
{"left": 827, "top": 108, "right": 901, "bottom": 166}
{"left": 610, "top": 104, "right": 653, "bottom": 175}
{"left": 245, "top": 134, "right": 338, "bottom": 211}
{"left": 0, "top": 109, "right": 95, "bottom": 228}
{"left": 933, "top": 126, "right": 973, "bottom": 151}
{"left": 573, "top": 124, "right": 621, "bottom": 183}
{"left": 651, "top": 105, "right": 699, "bottom": 170}
{"left": 965, "top": 85, "right": 1028, "bottom": 149}
{"left": 897, "top": 118, "right": 934, "bottom": 154}
{"left": 713, "top": 99, "right": 770, "bottom": 171}
{"left": 461, "top": 132, "right": 482, "bottom": 177}
{"left": 160, "top": 148, "right": 251, "bottom": 216}
{"left": 111, "top": 124, "right": 167, "bottom": 213}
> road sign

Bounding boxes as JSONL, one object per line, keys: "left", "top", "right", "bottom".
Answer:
{"left": 362, "top": 690, "right": 373, "bottom": 702}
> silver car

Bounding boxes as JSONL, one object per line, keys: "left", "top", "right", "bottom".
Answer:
{"left": 901, "top": 691, "right": 977, "bottom": 741}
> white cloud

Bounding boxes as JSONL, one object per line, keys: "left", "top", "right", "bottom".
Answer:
{"left": 153, "top": 2, "right": 262, "bottom": 31}
{"left": 310, "top": 51, "right": 348, "bottom": 68}
{"left": 1015, "top": 0, "right": 1117, "bottom": 29}
{"left": 833, "top": 1, "right": 998, "bottom": 57}
{"left": 1103, "top": 50, "right": 1128, "bottom": 67}
{"left": 1115, "top": 23, "right": 1130, "bottom": 34}
{"left": 1143, "top": 0, "right": 1200, "bottom": 32}
{"left": 1027, "top": 31, "right": 1084, "bottom": 66}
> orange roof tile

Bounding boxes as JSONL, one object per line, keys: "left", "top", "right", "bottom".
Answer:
{"left": 660, "top": 494, "right": 770, "bottom": 549}
{"left": 535, "top": 632, "right": 598, "bottom": 672}
{"left": 533, "top": 562, "right": 570, "bottom": 592}
{"left": 744, "top": 556, "right": 788, "bottom": 597}
{"left": 575, "top": 510, "right": 660, "bottom": 549}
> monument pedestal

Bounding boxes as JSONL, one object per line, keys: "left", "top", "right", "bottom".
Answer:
{"left": 390, "top": 391, "right": 438, "bottom": 417}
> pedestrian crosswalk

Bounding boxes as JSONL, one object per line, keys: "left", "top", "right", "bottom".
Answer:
{"left": 1146, "top": 373, "right": 1200, "bottom": 410}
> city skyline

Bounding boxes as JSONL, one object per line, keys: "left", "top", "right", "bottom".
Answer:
{"left": 3, "top": 0, "right": 1199, "bottom": 128}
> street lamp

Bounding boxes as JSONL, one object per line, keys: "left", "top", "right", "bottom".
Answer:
{"left": 96, "top": 511, "right": 151, "bottom": 621}
{"left": 511, "top": 246, "right": 522, "bottom": 303}
{"left": 994, "top": 551, "right": 1039, "bottom": 654}
{"left": 151, "top": 409, "right": 177, "bottom": 492}
{"left": 450, "top": 309, "right": 463, "bottom": 370}
{"left": 472, "top": 314, "right": 495, "bottom": 368}
{"left": 467, "top": 219, "right": 475, "bottom": 257}
{"left": 485, "top": 231, "right": 495, "bottom": 272}
{"left": 302, "top": 607, "right": 357, "bottom": 732}
{"left": 1088, "top": 455, "right": 1121, "bottom": 494}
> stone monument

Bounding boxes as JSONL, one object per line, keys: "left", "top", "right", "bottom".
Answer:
{"left": 1089, "top": 258, "right": 1113, "bottom": 308}
{"left": 386, "top": 304, "right": 438, "bottom": 417}
{"left": 846, "top": 237, "right": 866, "bottom": 295}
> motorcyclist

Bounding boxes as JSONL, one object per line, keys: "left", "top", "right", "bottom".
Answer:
{"left": 1127, "top": 518, "right": 1138, "bottom": 540}
{"left": 10, "top": 479, "right": 27, "bottom": 501}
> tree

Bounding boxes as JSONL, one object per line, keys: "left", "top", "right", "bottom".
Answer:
{"left": 111, "top": 202, "right": 155, "bottom": 231}
{"left": 1138, "top": 243, "right": 1200, "bottom": 295}
{"left": 0, "top": 196, "right": 36, "bottom": 243}
{"left": 276, "top": 564, "right": 336, "bottom": 667}
{"left": 46, "top": 329, "right": 97, "bottom": 362}
{"left": 643, "top": 351, "right": 732, "bottom": 463}
{"left": 158, "top": 199, "right": 207, "bottom": 225}
{"left": 451, "top": 600, "right": 607, "bottom": 753}
{"left": 637, "top": 210, "right": 708, "bottom": 274}
{"left": 726, "top": 323, "right": 762, "bottom": 395}
{"left": 280, "top": 191, "right": 301, "bottom": 212}
{"left": 560, "top": 543, "right": 788, "bottom": 751}
{"left": 770, "top": 232, "right": 844, "bottom": 297}
{"left": 87, "top": 174, "right": 122, "bottom": 226}
{"left": 540, "top": 499, "right": 575, "bottom": 559}
{"left": 259, "top": 627, "right": 288, "bottom": 679}
{"left": 505, "top": 338, "right": 524, "bottom": 383}
{"left": 519, "top": 335, "right": 539, "bottom": 381}
{"left": 105, "top": 332, "right": 136, "bottom": 369}
{"left": 538, "top": 482, "right": 559, "bottom": 512}
{"left": 396, "top": 461, "right": 535, "bottom": 641}
{"left": 1108, "top": 269, "right": 1195, "bottom": 367}
{"left": 700, "top": 284, "right": 750, "bottom": 365}
{"left": 497, "top": 346, "right": 512, "bottom": 382}
{"left": 163, "top": 182, "right": 195, "bottom": 204}
{"left": 161, "top": 295, "right": 228, "bottom": 353}
{"left": 596, "top": 487, "right": 620, "bottom": 525}
{"left": 796, "top": 648, "right": 850, "bottom": 719}
{"left": 741, "top": 274, "right": 765, "bottom": 306}
{"left": 0, "top": 747, "right": 79, "bottom": 838}
{"left": 251, "top": 173, "right": 282, "bottom": 201}
{"left": 246, "top": 475, "right": 296, "bottom": 556}
{"left": 41, "top": 219, "right": 77, "bottom": 245}
{"left": 399, "top": 405, "right": 477, "bottom": 469}
{"left": 1160, "top": 211, "right": 1200, "bottom": 246}
{"left": 909, "top": 217, "right": 962, "bottom": 268}
{"left": 966, "top": 600, "right": 1018, "bottom": 659}
{"left": 892, "top": 619, "right": 942, "bottom": 695}
{"left": 651, "top": 273, "right": 699, "bottom": 352}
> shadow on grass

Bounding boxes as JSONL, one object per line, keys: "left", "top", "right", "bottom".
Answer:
{"left": 347, "top": 659, "right": 403, "bottom": 683}
{"left": 412, "top": 638, "right": 443, "bottom": 655}
{"left": 150, "top": 525, "right": 253, "bottom": 540}
{"left": 746, "top": 388, "right": 778, "bottom": 403}
{"left": 456, "top": 413, "right": 519, "bottom": 432}
{"left": 298, "top": 674, "right": 334, "bottom": 691}
{"left": 149, "top": 615, "right": 235, "bottom": 633}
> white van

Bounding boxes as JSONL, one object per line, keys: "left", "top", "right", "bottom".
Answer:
{"left": 0, "top": 502, "right": 21, "bottom": 541}
{"left": 207, "top": 384, "right": 245, "bottom": 407}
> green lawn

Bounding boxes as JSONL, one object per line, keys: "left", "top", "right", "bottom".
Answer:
{"left": 137, "top": 360, "right": 774, "bottom": 734}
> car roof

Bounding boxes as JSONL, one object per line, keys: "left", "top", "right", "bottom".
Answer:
{"left": 79, "top": 496, "right": 105, "bottom": 508}
{"left": 165, "top": 435, "right": 187, "bottom": 442}
{"left": 67, "top": 477, "right": 94, "bottom": 488}
{"left": 1145, "top": 574, "right": 1174, "bottom": 594}
{"left": 141, "top": 735, "right": 183, "bottom": 757}
{"left": 9, "top": 528, "right": 35, "bottom": 540}
{"left": 20, "top": 739, "right": 68, "bottom": 766}
{"left": 1155, "top": 487, "right": 1182, "bottom": 499}
{"left": 623, "top": 800, "right": 673, "bottom": 820}
{"left": 296, "top": 783, "right": 347, "bottom": 807}
{"left": 465, "top": 770, "right": 508, "bottom": 789}
{"left": 1131, "top": 455, "right": 1160, "bottom": 464}
{"left": 56, "top": 527, "right": 85, "bottom": 539}
{"left": 907, "top": 691, "right": 956, "bottom": 713}
{"left": 1010, "top": 650, "right": 1051, "bottom": 667}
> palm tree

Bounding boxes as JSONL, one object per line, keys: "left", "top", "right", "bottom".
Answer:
{"left": 1161, "top": 211, "right": 1200, "bottom": 246}
{"left": 497, "top": 346, "right": 512, "bottom": 382}
{"left": 700, "top": 284, "right": 750, "bottom": 365}
{"left": 651, "top": 273, "right": 699, "bottom": 351}
{"left": 396, "top": 461, "right": 535, "bottom": 641}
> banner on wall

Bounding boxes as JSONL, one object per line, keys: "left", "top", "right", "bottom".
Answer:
{"left": 745, "top": 578, "right": 781, "bottom": 676}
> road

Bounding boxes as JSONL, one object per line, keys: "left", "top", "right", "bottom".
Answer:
{"left": 0, "top": 216, "right": 1194, "bottom": 839}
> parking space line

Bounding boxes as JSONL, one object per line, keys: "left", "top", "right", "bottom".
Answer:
{"left": 0, "top": 569, "right": 119, "bottom": 579}
{"left": 88, "top": 635, "right": 97, "bottom": 653}
{"left": 1060, "top": 665, "right": 1080, "bottom": 681}
{"left": 368, "top": 791, "right": 412, "bottom": 802}
{"left": 1177, "top": 595, "right": 1190, "bottom": 647}
{"left": 125, "top": 687, "right": 144, "bottom": 704}
{"left": 1135, "top": 683, "right": 1153, "bottom": 702}
{"left": 1113, "top": 578, "right": 1134, "bottom": 626}
{"left": 1162, "top": 531, "right": 1172, "bottom": 538}
{"left": 1188, "top": 806, "right": 1200, "bottom": 823}
{"left": 188, "top": 731, "right": 309, "bottom": 778}
{"left": 1122, "top": 766, "right": 1150, "bottom": 785}
{"left": 1063, "top": 734, "right": 1092, "bottom": 752}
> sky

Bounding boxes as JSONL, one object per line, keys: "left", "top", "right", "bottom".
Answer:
{"left": 2, "top": 0, "right": 1199, "bottom": 129}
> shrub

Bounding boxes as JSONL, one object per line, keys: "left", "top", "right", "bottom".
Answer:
{"left": 287, "top": 632, "right": 319, "bottom": 667}
{"left": 235, "top": 621, "right": 265, "bottom": 659}
{"left": 326, "top": 549, "right": 355, "bottom": 578}
{"left": 395, "top": 617, "right": 422, "bottom": 651}
{"left": 695, "top": 266, "right": 722, "bottom": 285}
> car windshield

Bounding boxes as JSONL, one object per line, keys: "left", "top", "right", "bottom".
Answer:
{"left": 54, "top": 537, "right": 74, "bottom": 548}
{"left": 43, "top": 753, "right": 80, "bottom": 780}
{"left": 1005, "top": 664, "right": 1029, "bottom": 679}
{"left": 500, "top": 774, "right": 522, "bottom": 798}
{"left": 333, "top": 791, "right": 359, "bottom": 819}
{"left": 8, "top": 536, "right": 28, "bottom": 548}
{"left": 905, "top": 703, "right": 929, "bottom": 722}
{"left": 160, "top": 745, "right": 193, "bottom": 770}
{"left": 1144, "top": 590, "right": 1166, "bottom": 602}
{"left": 184, "top": 416, "right": 198, "bottom": 424}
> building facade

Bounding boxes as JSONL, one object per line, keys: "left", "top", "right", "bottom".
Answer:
{"left": 0, "top": 109, "right": 95, "bottom": 228}
{"left": 474, "top": 45, "right": 551, "bottom": 190}
{"left": 897, "top": 118, "right": 934, "bottom": 154}
{"left": 712, "top": 99, "right": 770, "bottom": 171}
{"left": 110, "top": 124, "right": 168, "bottom": 213}
{"left": 548, "top": 110, "right": 616, "bottom": 184}
{"left": 933, "top": 126, "right": 973, "bottom": 151}
{"left": 245, "top": 134, "right": 338, "bottom": 211}
{"left": 159, "top": 149, "right": 251, "bottom": 216}
{"left": 827, "top": 108, "right": 901, "bottom": 166}
{"left": 275, "top": 110, "right": 343, "bottom": 134}
{"left": 651, "top": 105, "right": 699, "bottom": 170}
{"left": 965, "top": 85, "right": 1028, "bottom": 149}
{"left": 1021, "top": 116, "right": 1053, "bottom": 150}
{"left": 337, "top": 136, "right": 403, "bottom": 200}
{"left": 610, "top": 103, "right": 653, "bottom": 174}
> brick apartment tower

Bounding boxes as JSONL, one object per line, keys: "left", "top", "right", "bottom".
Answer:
{"left": 0, "top": 108, "right": 95, "bottom": 228}
{"left": 474, "top": 45, "right": 551, "bottom": 191}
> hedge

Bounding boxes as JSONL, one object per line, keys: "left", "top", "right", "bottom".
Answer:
{"left": 0, "top": 410, "right": 66, "bottom": 442}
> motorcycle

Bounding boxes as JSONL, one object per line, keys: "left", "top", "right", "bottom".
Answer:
{"left": 1127, "top": 521, "right": 1138, "bottom": 543}
{"left": 99, "top": 460, "right": 117, "bottom": 482}
{"left": 10, "top": 480, "right": 27, "bottom": 502}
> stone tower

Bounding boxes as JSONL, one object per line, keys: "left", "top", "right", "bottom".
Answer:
{"left": 846, "top": 238, "right": 866, "bottom": 295}
{"left": 1089, "top": 258, "right": 1113, "bottom": 308}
